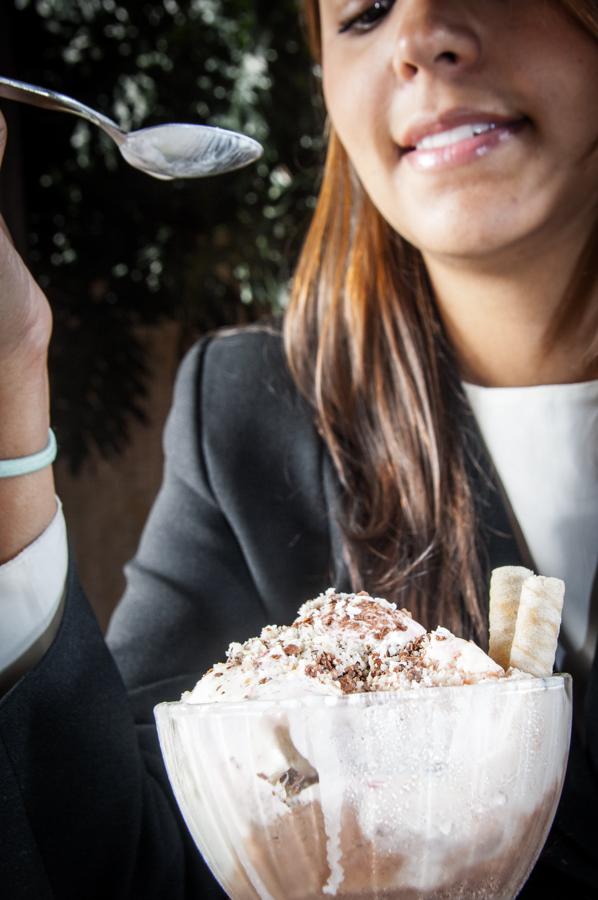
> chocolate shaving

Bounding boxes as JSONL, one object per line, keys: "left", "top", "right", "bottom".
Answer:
{"left": 373, "top": 626, "right": 394, "bottom": 639}
{"left": 306, "top": 651, "right": 338, "bottom": 678}
{"left": 338, "top": 664, "right": 365, "bottom": 693}
{"left": 406, "top": 668, "right": 423, "bottom": 683}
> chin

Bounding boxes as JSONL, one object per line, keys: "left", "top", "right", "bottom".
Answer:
{"left": 389, "top": 185, "right": 579, "bottom": 264}
{"left": 420, "top": 231, "right": 519, "bottom": 261}
{"left": 389, "top": 223, "right": 513, "bottom": 263}
{"left": 392, "top": 207, "right": 543, "bottom": 263}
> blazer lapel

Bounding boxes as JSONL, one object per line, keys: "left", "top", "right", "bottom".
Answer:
{"left": 583, "top": 569, "right": 598, "bottom": 764}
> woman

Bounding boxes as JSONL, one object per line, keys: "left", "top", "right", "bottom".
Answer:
{"left": 0, "top": 1, "right": 596, "bottom": 897}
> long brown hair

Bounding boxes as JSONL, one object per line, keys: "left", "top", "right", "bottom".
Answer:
{"left": 284, "top": 0, "right": 598, "bottom": 641}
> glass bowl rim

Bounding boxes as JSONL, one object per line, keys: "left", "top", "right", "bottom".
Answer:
{"left": 154, "top": 672, "right": 571, "bottom": 718}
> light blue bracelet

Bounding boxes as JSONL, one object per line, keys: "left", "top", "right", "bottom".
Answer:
{"left": 0, "top": 429, "right": 57, "bottom": 478}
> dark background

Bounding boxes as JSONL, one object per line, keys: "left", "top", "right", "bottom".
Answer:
{"left": 0, "top": 0, "right": 324, "bottom": 626}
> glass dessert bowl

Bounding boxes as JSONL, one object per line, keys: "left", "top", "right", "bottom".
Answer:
{"left": 155, "top": 674, "right": 571, "bottom": 899}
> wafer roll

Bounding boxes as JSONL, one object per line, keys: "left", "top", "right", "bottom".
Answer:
{"left": 509, "top": 576, "right": 565, "bottom": 677}
{"left": 488, "top": 566, "right": 533, "bottom": 669}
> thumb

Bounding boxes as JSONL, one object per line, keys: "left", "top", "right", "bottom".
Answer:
{"left": 0, "top": 109, "right": 6, "bottom": 169}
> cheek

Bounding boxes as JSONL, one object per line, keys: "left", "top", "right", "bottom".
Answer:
{"left": 323, "top": 60, "right": 411, "bottom": 234}
{"left": 523, "top": 20, "right": 598, "bottom": 154}
{"left": 550, "top": 83, "right": 598, "bottom": 165}
{"left": 323, "top": 52, "right": 393, "bottom": 166}
{"left": 323, "top": 64, "right": 365, "bottom": 148}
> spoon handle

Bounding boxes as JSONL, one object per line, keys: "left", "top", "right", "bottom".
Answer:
{"left": 0, "top": 76, "right": 125, "bottom": 144}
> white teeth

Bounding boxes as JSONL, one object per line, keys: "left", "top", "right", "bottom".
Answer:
{"left": 415, "top": 122, "right": 497, "bottom": 151}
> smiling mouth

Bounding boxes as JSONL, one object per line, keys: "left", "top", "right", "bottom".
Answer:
{"left": 399, "top": 117, "right": 529, "bottom": 156}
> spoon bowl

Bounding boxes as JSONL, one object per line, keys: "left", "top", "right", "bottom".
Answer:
{"left": 0, "top": 76, "right": 263, "bottom": 179}
{"left": 120, "top": 122, "right": 263, "bottom": 181}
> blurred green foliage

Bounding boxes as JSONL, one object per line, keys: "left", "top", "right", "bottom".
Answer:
{"left": 7, "top": 0, "right": 324, "bottom": 470}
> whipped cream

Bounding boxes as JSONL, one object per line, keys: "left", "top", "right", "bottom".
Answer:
{"left": 184, "top": 589, "right": 510, "bottom": 704}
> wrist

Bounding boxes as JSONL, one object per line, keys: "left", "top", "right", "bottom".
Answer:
{"left": 0, "top": 430, "right": 56, "bottom": 479}
{"left": 0, "top": 376, "right": 56, "bottom": 563}
{"left": 0, "top": 359, "right": 51, "bottom": 459}
{"left": 1, "top": 305, "right": 51, "bottom": 380}
{"left": 0, "top": 228, "right": 53, "bottom": 362}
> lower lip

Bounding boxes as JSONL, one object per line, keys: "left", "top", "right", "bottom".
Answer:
{"left": 401, "top": 120, "right": 528, "bottom": 172}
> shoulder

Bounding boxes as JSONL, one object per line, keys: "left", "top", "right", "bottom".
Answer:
{"left": 175, "top": 322, "right": 311, "bottom": 433}
{"left": 203, "top": 322, "right": 293, "bottom": 403}
{"left": 202, "top": 321, "right": 286, "bottom": 372}
{"left": 166, "top": 322, "right": 320, "bottom": 491}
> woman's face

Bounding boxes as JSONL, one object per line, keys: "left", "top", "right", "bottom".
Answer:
{"left": 318, "top": 0, "right": 598, "bottom": 264}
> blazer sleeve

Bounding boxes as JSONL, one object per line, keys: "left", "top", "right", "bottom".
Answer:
{"left": 0, "top": 334, "right": 278, "bottom": 899}
{"left": 106, "top": 335, "right": 276, "bottom": 715}
{"left": 106, "top": 329, "right": 331, "bottom": 721}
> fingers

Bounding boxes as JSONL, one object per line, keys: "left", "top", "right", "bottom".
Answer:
{"left": 0, "top": 110, "right": 12, "bottom": 246}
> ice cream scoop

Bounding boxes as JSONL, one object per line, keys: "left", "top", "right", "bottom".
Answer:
{"left": 185, "top": 588, "right": 513, "bottom": 704}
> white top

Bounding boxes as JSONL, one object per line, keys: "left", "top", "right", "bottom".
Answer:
{"left": 464, "top": 379, "right": 598, "bottom": 675}
{"left": 0, "top": 380, "right": 597, "bottom": 680}
{"left": 0, "top": 498, "right": 68, "bottom": 673}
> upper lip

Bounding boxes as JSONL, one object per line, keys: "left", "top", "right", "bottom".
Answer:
{"left": 398, "top": 109, "right": 527, "bottom": 151}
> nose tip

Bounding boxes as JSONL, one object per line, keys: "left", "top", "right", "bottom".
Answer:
{"left": 394, "top": 17, "right": 482, "bottom": 82}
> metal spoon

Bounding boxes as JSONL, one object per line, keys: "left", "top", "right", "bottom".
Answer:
{"left": 0, "top": 76, "right": 263, "bottom": 180}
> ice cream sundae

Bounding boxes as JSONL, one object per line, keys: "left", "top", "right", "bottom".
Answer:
{"left": 155, "top": 568, "right": 571, "bottom": 899}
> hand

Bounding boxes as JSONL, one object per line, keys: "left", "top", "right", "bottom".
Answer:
{"left": 0, "top": 109, "right": 56, "bottom": 563}
{"left": 0, "top": 109, "right": 52, "bottom": 371}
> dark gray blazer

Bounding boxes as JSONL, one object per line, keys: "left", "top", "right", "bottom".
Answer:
{"left": 0, "top": 327, "right": 596, "bottom": 899}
